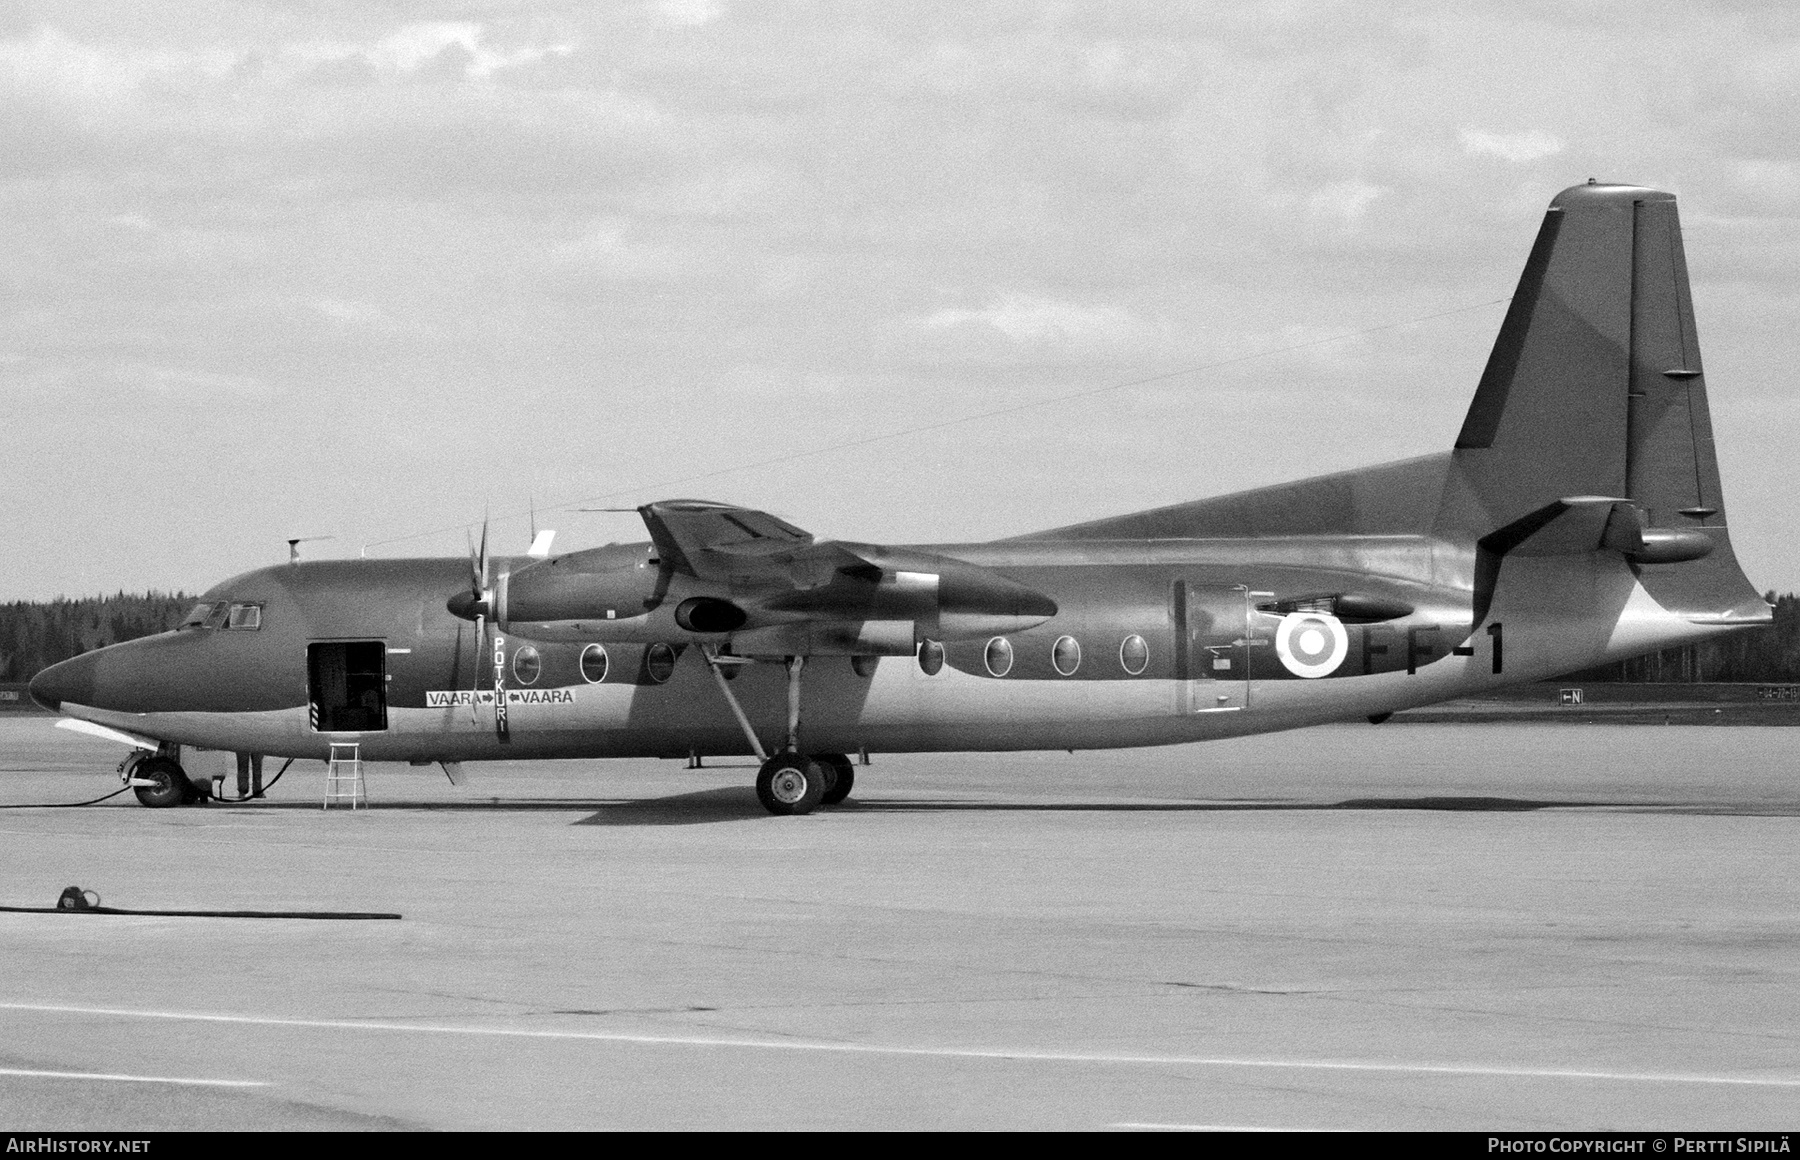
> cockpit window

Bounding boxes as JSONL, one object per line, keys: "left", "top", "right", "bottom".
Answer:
{"left": 182, "top": 601, "right": 262, "bottom": 630}
{"left": 180, "top": 602, "right": 218, "bottom": 629}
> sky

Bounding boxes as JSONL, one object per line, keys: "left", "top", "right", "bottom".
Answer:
{"left": 3, "top": 1, "right": 1797, "bottom": 599}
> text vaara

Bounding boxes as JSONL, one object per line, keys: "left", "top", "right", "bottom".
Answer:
{"left": 425, "top": 689, "right": 574, "bottom": 708}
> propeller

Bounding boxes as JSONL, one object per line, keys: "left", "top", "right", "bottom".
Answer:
{"left": 449, "top": 517, "right": 510, "bottom": 741}
{"left": 446, "top": 510, "right": 558, "bottom": 743}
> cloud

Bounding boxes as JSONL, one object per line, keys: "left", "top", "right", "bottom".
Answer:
{"left": 111, "top": 362, "right": 269, "bottom": 398}
{"left": 314, "top": 299, "right": 398, "bottom": 332}
{"left": 1458, "top": 128, "right": 1566, "bottom": 164}
{"left": 0, "top": 20, "right": 581, "bottom": 111}
{"left": 304, "top": 22, "right": 578, "bottom": 82}
{"left": 1306, "top": 179, "right": 1388, "bottom": 225}
{"left": 919, "top": 294, "right": 1138, "bottom": 348}
{"left": 0, "top": 24, "right": 238, "bottom": 103}
{"left": 659, "top": 0, "right": 726, "bottom": 28}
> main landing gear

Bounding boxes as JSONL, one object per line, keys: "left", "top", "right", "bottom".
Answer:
{"left": 704, "top": 649, "right": 860, "bottom": 817}
{"left": 753, "top": 750, "right": 855, "bottom": 816}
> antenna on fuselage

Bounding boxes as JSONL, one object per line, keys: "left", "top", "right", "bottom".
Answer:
{"left": 286, "top": 535, "right": 334, "bottom": 564}
{"left": 527, "top": 495, "right": 555, "bottom": 559}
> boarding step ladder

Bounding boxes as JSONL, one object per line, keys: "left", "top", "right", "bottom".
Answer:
{"left": 324, "top": 742, "right": 366, "bottom": 810}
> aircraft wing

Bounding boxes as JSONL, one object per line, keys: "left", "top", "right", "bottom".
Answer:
{"left": 497, "top": 499, "right": 1057, "bottom": 649}
{"left": 637, "top": 500, "right": 817, "bottom": 583}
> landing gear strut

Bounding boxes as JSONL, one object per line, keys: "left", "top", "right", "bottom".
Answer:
{"left": 702, "top": 651, "right": 858, "bottom": 816}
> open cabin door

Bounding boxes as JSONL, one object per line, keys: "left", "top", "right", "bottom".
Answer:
{"left": 1173, "top": 580, "right": 1251, "bottom": 713}
{"left": 308, "top": 640, "right": 389, "bottom": 733}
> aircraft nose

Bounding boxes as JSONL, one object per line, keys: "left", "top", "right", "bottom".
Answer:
{"left": 29, "top": 652, "right": 98, "bottom": 713}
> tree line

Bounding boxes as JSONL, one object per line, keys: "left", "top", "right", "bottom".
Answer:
{"left": 2, "top": 590, "right": 1799, "bottom": 685}
{"left": 0, "top": 592, "right": 193, "bottom": 682}
{"left": 1575, "top": 592, "right": 1800, "bottom": 684}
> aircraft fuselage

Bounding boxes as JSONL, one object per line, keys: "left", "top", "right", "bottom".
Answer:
{"left": 32, "top": 524, "right": 1717, "bottom": 765}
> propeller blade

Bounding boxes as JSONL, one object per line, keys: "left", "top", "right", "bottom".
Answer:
{"left": 477, "top": 516, "right": 490, "bottom": 591}
{"left": 469, "top": 613, "right": 485, "bottom": 726}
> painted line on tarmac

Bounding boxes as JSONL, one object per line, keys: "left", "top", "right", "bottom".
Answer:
{"left": 0, "top": 1066, "right": 265, "bottom": 1087}
{"left": 4, "top": 1000, "right": 1799, "bottom": 1090}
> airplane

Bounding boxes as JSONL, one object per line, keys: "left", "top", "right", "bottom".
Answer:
{"left": 28, "top": 181, "right": 1770, "bottom": 815}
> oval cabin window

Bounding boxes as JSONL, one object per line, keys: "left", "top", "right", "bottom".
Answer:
{"left": 1119, "top": 634, "right": 1149, "bottom": 675}
{"left": 645, "top": 643, "right": 677, "bottom": 684}
{"left": 512, "top": 645, "right": 541, "bottom": 685}
{"left": 984, "top": 637, "right": 1014, "bottom": 677}
{"left": 1052, "top": 635, "right": 1081, "bottom": 676}
{"left": 580, "top": 644, "right": 609, "bottom": 684}
{"left": 918, "top": 639, "right": 944, "bottom": 676}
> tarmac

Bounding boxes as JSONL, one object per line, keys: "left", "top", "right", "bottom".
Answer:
{"left": 1, "top": 717, "right": 1796, "bottom": 1131}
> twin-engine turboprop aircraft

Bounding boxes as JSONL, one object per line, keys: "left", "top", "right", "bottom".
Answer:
{"left": 30, "top": 182, "right": 1770, "bottom": 814}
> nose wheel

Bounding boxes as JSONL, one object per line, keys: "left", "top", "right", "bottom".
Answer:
{"left": 131, "top": 756, "right": 194, "bottom": 808}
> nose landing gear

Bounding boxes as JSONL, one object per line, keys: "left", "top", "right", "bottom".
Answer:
{"left": 128, "top": 755, "right": 200, "bottom": 808}
{"left": 120, "top": 750, "right": 209, "bottom": 808}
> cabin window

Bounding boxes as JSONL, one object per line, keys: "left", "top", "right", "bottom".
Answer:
{"left": 1052, "top": 635, "right": 1081, "bottom": 676}
{"left": 512, "top": 645, "right": 541, "bottom": 685}
{"left": 1120, "top": 634, "right": 1149, "bottom": 675}
{"left": 580, "top": 644, "right": 609, "bottom": 684}
{"left": 225, "top": 603, "right": 263, "bottom": 631}
{"left": 918, "top": 639, "right": 944, "bottom": 676}
{"left": 645, "top": 643, "right": 677, "bottom": 684}
{"left": 984, "top": 637, "right": 1014, "bottom": 677}
{"left": 851, "top": 655, "right": 879, "bottom": 679}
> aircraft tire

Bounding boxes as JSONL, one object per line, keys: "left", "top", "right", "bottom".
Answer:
{"left": 756, "top": 752, "right": 825, "bottom": 816}
{"left": 815, "top": 753, "right": 854, "bottom": 805}
{"left": 133, "top": 758, "right": 187, "bottom": 809}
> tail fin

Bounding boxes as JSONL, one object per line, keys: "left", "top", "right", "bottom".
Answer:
{"left": 1456, "top": 182, "right": 1717, "bottom": 519}
{"left": 1453, "top": 182, "right": 1764, "bottom": 621}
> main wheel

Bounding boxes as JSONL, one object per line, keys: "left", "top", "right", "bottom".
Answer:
{"left": 132, "top": 757, "right": 188, "bottom": 809}
{"left": 755, "top": 752, "right": 825, "bottom": 816}
{"left": 814, "top": 753, "right": 854, "bottom": 805}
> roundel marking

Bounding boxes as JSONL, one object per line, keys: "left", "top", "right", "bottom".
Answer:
{"left": 1274, "top": 612, "right": 1348, "bottom": 679}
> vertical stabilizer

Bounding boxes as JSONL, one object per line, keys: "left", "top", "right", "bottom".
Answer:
{"left": 1449, "top": 182, "right": 1763, "bottom": 624}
